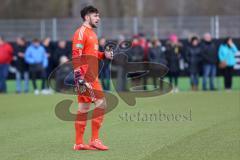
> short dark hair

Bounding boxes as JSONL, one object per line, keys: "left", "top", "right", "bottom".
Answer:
{"left": 191, "top": 36, "right": 199, "bottom": 43}
{"left": 80, "top": 5, "right": 99, "bottom": 20}
{"left": 32, "top": 38, "right": 40, "bottom": 43}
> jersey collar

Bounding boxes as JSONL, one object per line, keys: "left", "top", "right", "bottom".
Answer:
{"left": 82, "top": 22, "right": 92, "bottom": 29}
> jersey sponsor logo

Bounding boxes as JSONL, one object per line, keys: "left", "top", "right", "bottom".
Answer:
{"left": 76, "top": 43, "right": 83, "bottom": 49}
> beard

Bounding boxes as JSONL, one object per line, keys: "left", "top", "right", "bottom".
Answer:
{"left": 89, "top": 19, "right": 98, "bottom": 28}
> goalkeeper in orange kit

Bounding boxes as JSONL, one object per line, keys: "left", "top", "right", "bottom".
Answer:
{"left": 72, "top": 6, "right": 113, "bottom": 151}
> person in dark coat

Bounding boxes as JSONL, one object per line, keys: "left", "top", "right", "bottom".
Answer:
{"left": 165, "top": 34, "right": 182, "bottom": 92}
{"left": 128, "top": 37, "right": 144, "bottom": 63}
{"left": 42, "top": 37, "right": 54, "bottom": 77}
{"left": 186, "top": 36, "right": 202, "bottom": 91}
{"left": 55, "top": 56, "right": 72, "bottom": 92}
{"left": 127, "top": 37, "right": 144, "bottom": 89}
{"left": 99, "top": 37, "right": 110, "bottom": 91}
{"left": 14, "top": 36, "right": 29, "bottom": 93}
{"left": 53, "top": 40, "right": 69, "bottom": 67}
{"left": 148, "top": 38, "right": 167, "bottom": 89}
{"left": 138, "top": 33, "right": 150, "bottom": 90}
{"left": 201, "top": 33, "right": 218, "bottom": 91}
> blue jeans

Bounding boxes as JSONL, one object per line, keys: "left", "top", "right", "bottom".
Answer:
{"left": 202, "top": 64, "right": 216, "bottom": 90}
{"left": 0, "top": 64, "right": 9, "bottom": 93}
{"left": 16, "top": 70, "right": 29, "bottom": 93}
{"left": 190, "top": 73, "right": 199, "bottom": 86}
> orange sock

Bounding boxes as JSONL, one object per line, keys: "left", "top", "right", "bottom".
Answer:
{"left": 91, "top": 107, "right": 105, "bottom": 141}
{"left": 75, "top": 111, "right": 88, "bottom": 144}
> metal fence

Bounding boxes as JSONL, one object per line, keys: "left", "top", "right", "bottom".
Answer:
{"left": 0, "top": 16, "right": 240, "bottom": 41}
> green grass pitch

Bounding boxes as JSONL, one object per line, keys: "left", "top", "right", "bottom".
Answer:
{"left": 0, "top": 90, "right": 239, "bottom": 160}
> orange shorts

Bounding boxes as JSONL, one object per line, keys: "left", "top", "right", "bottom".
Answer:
{"left": 77, "top": 80, "right": 104, "bottom": 103}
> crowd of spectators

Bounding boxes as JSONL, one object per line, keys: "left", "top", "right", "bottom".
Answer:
{"left": 0, "top": 35, "right": 71, "bottom": 94}
{"left": 0, "top": 33, "right": 239, "bottom": 94}
{"left": 99, "top": 33, "right": 239, "bottom": 92}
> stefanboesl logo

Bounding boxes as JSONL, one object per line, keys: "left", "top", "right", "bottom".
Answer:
{"left": 48, "top": 40, "right": 173, "bottom": 121}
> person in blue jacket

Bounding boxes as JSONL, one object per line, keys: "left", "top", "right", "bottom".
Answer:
{"left": 25, "top": 38, "right": 48, "bottom": 95}
{"left": 218, "top": 37, "right": 239, "bottom": 90}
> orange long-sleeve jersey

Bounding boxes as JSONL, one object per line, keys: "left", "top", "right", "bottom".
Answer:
{"left": 72, "top": 24, "right": 105, "bottom": 102}
{"left": 72, "top": 24, "right": 105, "bottom": 82}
